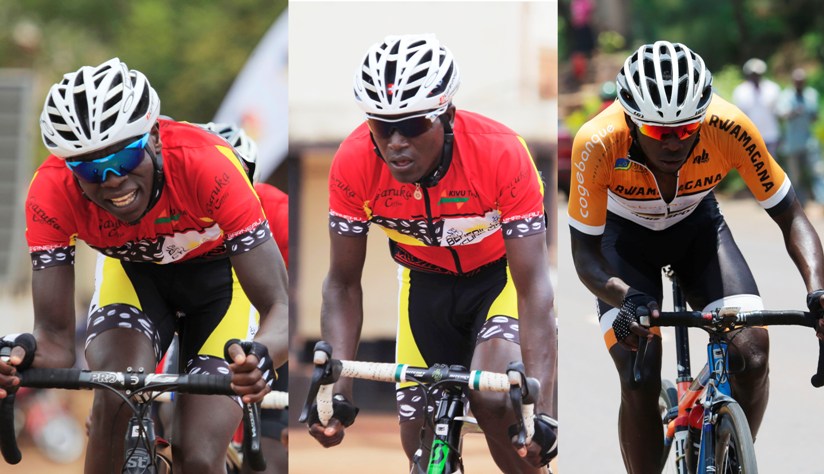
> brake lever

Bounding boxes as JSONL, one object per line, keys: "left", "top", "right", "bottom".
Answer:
{"left": 632, "top": 307, "right": 651, "bottom": 384}
{"left": 506, "top": 361, "right": 540, "bottom": 447}
{"left": 298, "top": 341, "right": 341, "bottom": 423}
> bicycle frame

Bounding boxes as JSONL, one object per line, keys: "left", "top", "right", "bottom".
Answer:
{"left": 412, "top": 377, "right": 466, "bottom": 474}
{"left": 661, "top": 274, "right": 739, "bottom": 473}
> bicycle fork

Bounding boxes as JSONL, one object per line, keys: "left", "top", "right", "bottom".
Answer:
{"left": 696, "top": 340, "right": 733, "bottom": 474}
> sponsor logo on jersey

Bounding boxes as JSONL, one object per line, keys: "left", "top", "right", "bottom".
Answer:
{"left": 615, "top": 158, "right": 631, "bottom": 170}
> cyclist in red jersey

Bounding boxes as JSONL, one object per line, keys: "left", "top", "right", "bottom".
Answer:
{"left": 0, "top": 58, "right": 288, "bottom": 473}
{"left": 568, "top": 41, "right": 824, "bottom": 473}
{"left": 199, "top": 121, "right": 289, "bottom": 267}
{"left": 305, "top": 34, "right": 558, "bottom": 471}
{"left": 199, "top": 121, "right": 289, "bottom": 474}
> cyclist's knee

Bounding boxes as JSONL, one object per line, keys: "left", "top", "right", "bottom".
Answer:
{"left": 174, "top": 448, "right": 226, "bottom": 473}
{"left": 468, "top": 390, "right": 510, "bottom": 422}
{"left": 731, "top": 328, "right": 769, "bottom": 377}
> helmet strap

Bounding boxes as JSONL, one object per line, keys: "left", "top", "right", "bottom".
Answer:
{"left": 418, "top": 114, "right": 454, "bottom": 188}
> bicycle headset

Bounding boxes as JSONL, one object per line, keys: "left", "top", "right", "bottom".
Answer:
{"left": 39, "top": 58, "right": 165, "bottom": 225}
{"left": 353, "top": 33, "right": 460, "bottom": 187}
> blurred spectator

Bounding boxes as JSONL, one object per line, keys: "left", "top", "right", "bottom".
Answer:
{"left": 777, "top": 67, "right": 824, "bottom": 208}
{"left": 569, "top": 0, "right": 596, "bottom": 83}
{"left": 597, "top": 80, "right": 617, "bottom": 115}
{"left": 733, "top": 58, "right": 782, "bottom": 158}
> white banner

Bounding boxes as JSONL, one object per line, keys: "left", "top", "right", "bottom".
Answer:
{"left": 214, "top": 10, "right": 288, "bottom": 182}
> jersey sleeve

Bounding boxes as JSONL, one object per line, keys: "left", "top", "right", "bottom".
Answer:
{"left": 328, "top": 134, "right": 371, "bottom": 237}
{"left": 496, "top": 135, "right": 547, "bottom": 239}
{"left": 567, "top": 120, "right": 615, "bottom": 236}
{"left": 709, "top": 102, "right": 790, "bottom": 213}
{"left": 25, "top": 167, "right": 78, "bottom": 269}
{"left": 255, "top": 183, "right": 289, "bottom": 268}
{"left": 192, "top": 142, "right": 272, "bottom": 255}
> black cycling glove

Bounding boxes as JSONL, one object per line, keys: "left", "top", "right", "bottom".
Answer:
{"left": 613, "top": 289, "right": 657, "bottom": 342}
{"left": 306, "top": 393, "right": 359, "bottom": 428}
{"left": 508, "top": 413, "right": 558, "bottom": 466}
{"left": 0, "top": 333, "right": 36, "bottom": 370}
{"left": 807, "top": 289, "right": 824, "bottom": 314}
{"left": 224, "top": 339, "right": 276, "bottom": 388}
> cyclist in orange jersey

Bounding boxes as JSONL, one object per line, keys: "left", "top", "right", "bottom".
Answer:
{"left": 568, "top": 41, "right": 824, "bottom": 473}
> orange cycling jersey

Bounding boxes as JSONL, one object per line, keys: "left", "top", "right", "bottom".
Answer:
{"left": 329, "top": 110, "right": 545, "bottom": 275}
{"left": 568, "top": 96, "right": 790, "bottom": 235}
{"left": 26, "top": 119, "right": 271, "bottom": 269}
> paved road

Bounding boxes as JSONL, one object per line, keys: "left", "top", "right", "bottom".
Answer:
{"left": 558, "top": 196, "right": 824, "bottom": 473}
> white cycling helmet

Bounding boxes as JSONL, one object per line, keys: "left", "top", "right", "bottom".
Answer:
{"left": 353, "top": 33, "right": 460, "bottom": 118}
{"left": 616, "top": 41, "right": 713, "bottom": 126}
{"left": 40, "top": 57, "right": 160, "bottom": 159}
{"left": 198, "top": 122, "right": 260, "bottom": 182}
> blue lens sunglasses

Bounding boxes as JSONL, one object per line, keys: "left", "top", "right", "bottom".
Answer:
{"left": 65, "top": 133, "right": 150, "bottom": 183}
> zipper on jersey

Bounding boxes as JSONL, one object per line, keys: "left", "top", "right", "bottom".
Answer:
{"left": 633, "top": 160, "right": 679, "bottom": 219}
{"left": 419, "top": 183, "right": 464, "bottom": 275}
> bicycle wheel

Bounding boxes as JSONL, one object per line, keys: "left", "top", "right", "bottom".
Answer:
{"left": 658, "top": 379, "right": 678, "bottom": 472}
{"left": 714, "top": 402, "right": 757, "bottom": 474}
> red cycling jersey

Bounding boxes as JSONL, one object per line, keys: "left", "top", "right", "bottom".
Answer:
{"left": 329, "top": 110, "right": 545, "bottom": 275}
{"left": 26, "top": 119, "right": 271, "bottom": 269}
{"left": 255, "top": 183, "right": 288, "bottom": 268}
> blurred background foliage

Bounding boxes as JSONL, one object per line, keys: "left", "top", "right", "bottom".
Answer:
{"left": 558, "top": 0, "right": 824, "bottom": 194}
{"left": 1, "top": 0, "right": 285, "bottom": 162}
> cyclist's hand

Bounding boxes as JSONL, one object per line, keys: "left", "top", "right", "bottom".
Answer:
{"left": 308, "top": 417, "right": 346, "bottom": 448}
{"left": 306, "top": 393, "right": 359, "bottom": 448}
{"left": 806, "top": 289, "right": 824, "bottom": 339}
{"left": 510, "top": 413, "right": 558, "bottom": 467}
{"left": 0, "top": 333, "right": 36, "bottom": 399}
{"left": 613, "top": 289, "right": 659, "bottom": 350}
{"left": 226, "top": 340, "right": 275, "bottom": 404}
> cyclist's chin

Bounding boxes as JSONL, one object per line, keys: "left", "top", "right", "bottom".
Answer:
{"left": 387, "top": 166, "right": 424, "bottom": 184}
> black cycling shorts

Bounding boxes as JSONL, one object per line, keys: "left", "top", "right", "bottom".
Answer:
{"left": 395, "top": 259, "right": 521, "bottom": 422}
{"left": 597, "top": 193, "right": 762, "bottom": 349}
{"left": 86, "top": 255, "right": 258, "bottom": 373}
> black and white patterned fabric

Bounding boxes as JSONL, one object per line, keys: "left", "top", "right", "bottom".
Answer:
{"left": 31, "top": 246, "right": 75, "bottom": 270}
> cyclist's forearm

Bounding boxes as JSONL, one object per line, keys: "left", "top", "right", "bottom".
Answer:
{"left": 255, "top": 301, "right": 289, "bottom": 367}
{"left": 571, "top": 235, "right": 629, "bottom": 307}
{"left": 779, "top": 209, "right": 824, "bottom": 291}
{"left": 321, "top": 277, "right": 364, "bottom": 397}
{"left": 519, "top": 291, "right": 557, "bottom": 416}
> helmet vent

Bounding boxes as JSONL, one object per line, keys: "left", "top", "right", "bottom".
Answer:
{"left": 72, "top": 74, "right": 91, "bottom": 140}
{"left": 128, "top": 84, "right": 150, "bottom": 123}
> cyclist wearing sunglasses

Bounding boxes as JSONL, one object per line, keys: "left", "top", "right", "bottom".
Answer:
{"left": 568, "top": 41, "right": 824, "bottom": 473}
{"left": 306, "top": 33, "right": 558, "bottom": 471}
{"left": 0, "top": 58, "right": 288, "bottom": 473}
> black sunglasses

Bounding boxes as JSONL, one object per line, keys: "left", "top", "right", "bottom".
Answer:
{"left": 366, "top": 111, "right": 443, "bottom": 139}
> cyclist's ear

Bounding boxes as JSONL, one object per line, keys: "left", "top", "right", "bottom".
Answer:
{"left": 445, "top": 105, "right": 456, "bottom": 125}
